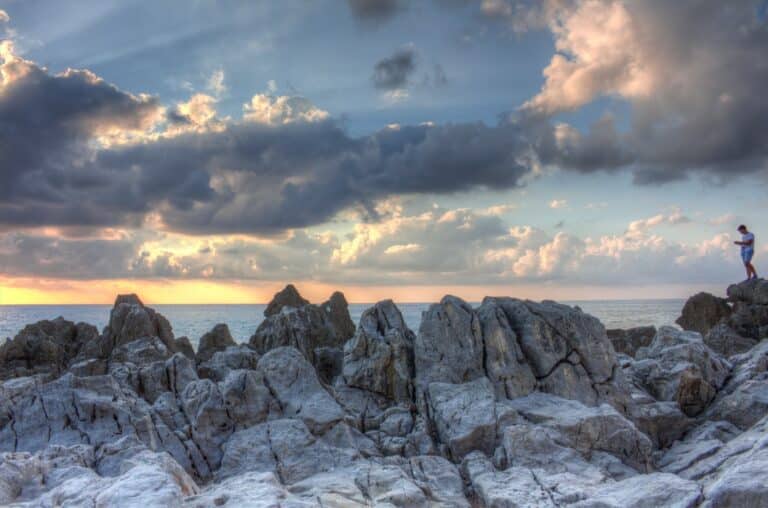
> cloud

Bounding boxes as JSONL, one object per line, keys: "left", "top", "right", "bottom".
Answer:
{"left": 0, "top": 41, "right": 164, "bottom": 228}
{"left": 0, "top": 204, "right": 746, "bottom": 287}
{"left": 242, "top": 94, "right": 330, "bottom": 125}
{"left": 0, "top": 39, "right": 544, "bottom": 235}
{"left": 527, "top": 0, "right": 768, "bottom": 183}
{"left": 549, "top": 199, "right": 567, "bottom": 209}
{"left": 206, "top": 69, "right": 226, "bottom": 96}
{"left": 347, "top": 0, "right": 402, "bottom": 21}
{"left": 626, "top": 210, "right": 692, "bottom": 234}
{"left": 372, "top": 46, "right": 417, "bottom": 90}
{"left": 0, "top": 10, "right": 8, "bottom": 23}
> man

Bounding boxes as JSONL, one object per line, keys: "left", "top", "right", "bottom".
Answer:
{"left": 734, "top": 224, "right": 758, "bottom": 281}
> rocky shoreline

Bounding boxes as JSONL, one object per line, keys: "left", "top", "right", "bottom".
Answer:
{"left": 1, "top": 282, "right": 767, "bottom": 507}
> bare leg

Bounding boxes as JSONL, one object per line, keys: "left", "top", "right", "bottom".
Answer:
{"left": 747, "top": 262, "right": 758, "bottom": 279}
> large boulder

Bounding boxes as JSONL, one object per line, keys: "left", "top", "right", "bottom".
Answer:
{"left": 342, "top": 300, "right": 415, "bottom": 403}
{"left": 676, "top": 292, "right": 731, "bottom": 336}
{"left": 0, "top": 318, "right": 99, "bottom": 380}
{"left": 321, "top": 291, "right": 356, "bottom": 342}
{"left": 257, "top": 347, "right": 344, "bottom": 434}
{"left": 263, "top": 284, "right": 310, "bottom": 317}
{"left": 506, "top": 392, "right": 653, "bottom": 472}
{"left": 414, "top": 295, "right": 485, "bottom": 391}
{"left": 91, "top": 294, "right": 177, "bottom": 358}
{"left": 704, "top": 323, "right": 758, "bottom": 357}
{"left": 727, "top": 278, "right": 768, "bottom": 305}
{"left": 631, "top": 327, "right": 731, "bottom": 417}
{"left": 475, "top": 298, "right": 538, "bottom": 399}
{"left": 426, "top": 377, "right": 498, "bottom": 460}
{"left": 607, "top": 326, "right": 656, "bottom": 357}
{"left": 250, "top": 287, "right": 355, "bottom": 382}
{"left": 195, "top": 324, "right": 237, "bottom": 364}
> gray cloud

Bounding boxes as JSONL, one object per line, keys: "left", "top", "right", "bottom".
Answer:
{"left": 529, "top": 0, "right": 768, "bottom": 183}
{"left": 371, "top": 47, "right": 416, "bottom": 90}
{"left": 0, "top": 41, "right": 541, "bottom": 235}
{"left": 347, "top": 0, "right": 402, "bottom": 21}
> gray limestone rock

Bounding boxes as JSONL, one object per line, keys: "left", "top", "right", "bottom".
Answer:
{"left": 676, "top": 292, "right": 732, "bottom": 336}
{"left": 195, "top": 324, "right": 236, "bottom": 364}
{"left": 342, "top": 300, "right": 415, "bottom": 402}
{"left": 263, "top": 284, "right": 310, "bottom": 317}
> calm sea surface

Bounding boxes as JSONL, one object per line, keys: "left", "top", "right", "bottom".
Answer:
{"left": 0, "top": 300, "right": 684, "bottom": 347}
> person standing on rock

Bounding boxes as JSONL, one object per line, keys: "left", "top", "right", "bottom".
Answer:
{"left": 735, "top": 224, "right": 758, "bottom": 281}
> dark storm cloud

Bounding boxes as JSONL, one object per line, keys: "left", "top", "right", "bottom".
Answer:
{"left": 371, "top": 47, "right": 416, "bottom": 90}
{"left": 347, "top": 0, "right": 402, "bottom": 21}
{"left": 0, "top": 46, "right": 162, "bottom": 227}
{"left": 95, "top": 119, "right": 537, "bottom": 235}
{"left": 0, "top": 42, "right": 540, "bottom": 235}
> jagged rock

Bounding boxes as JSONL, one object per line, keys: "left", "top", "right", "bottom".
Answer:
{"left": 196, "top": 324, "right": 236, "bottom": 364}
{"left": 264, "top": 284, "right": 310, "bottom": 317}
{"left": 700, "top": 339, "right": 768, "bottom": 429}
{"left": 727, "top": 278, "right": 768, "bottom": 305}
{"left": 197, "top": 345, "right": 260, "bottom": 382}
{"left": 676, "top": 367, "right": 718, "bottom": 417}
{"left": 676, "top": 292, "right": 732, "bottom": 336}
{"left": 0, "top": 318, "right": 99, "bottom": 380}
{"left": 626, "top": 395, "right": 693, "bottom": 448}
{"left": 0, "top": 444, "right": 199, "bottom": 507}
{"left": 185, "top": 471, "right": 311, "bottom": 507}
{"left": 111, "top": 335, "right": 172, "bottom": 365}
{"left": 631, "top": 327, "right": 730, "bottom": 416}
{"left": 322, "top": 291, "right": 356, "bottom": 341}
{"left": 571, "top": 473, "right": 702, "bottom": 508}
{"left": 726, "top": 302, "right": 768, "bottom": 342}
{"left": 257, "top": 347, "right": 344, "bottom": 434}
{"left": 704, "top": 322, "right": 757, "bottom": 357}
{"left": 174, "top": 336, "right": 196, "bottom": 360}
{"left": 342, "top": 300, "right": 415, "bottom": 402}
{"left": 476, "top": 299, "right": 538, "bottom": 399}
{"left": 607, "top": 326, "right": 656, "bottom": 357}
{"left": 507, "top": 392, "right": 653, "bottom": 472}
{"left": 218, "top": 419, "right": 359, "bottom": 483}
{"left": 250, "top": 305, "right": 348, "bottom": 382}
{"left": 415, "top": 296, "right": 485, "bottom": 391}
{"left": 102, "top": 294, "right": 177, "bottom": 354}
{"left": 180, "top": 379, "right": 233, "bottom": 472}
{"left": 463, "top": 452, "right": 560, "bottom": 507}
{"left": 219, "top": 369, "right": 279, "bottom": 430}
{"left": 406, "top": 455, "right": 469, "bottom": 507}
{"left": 496, "top": 423, "right": 618, "bottom": 483}
{"left": 426, "top": 377, "right": 498, "bottom": 460}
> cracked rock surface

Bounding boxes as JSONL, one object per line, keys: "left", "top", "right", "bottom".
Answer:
{"left": 2, "top": 281, "right": 768, "bottom": 506}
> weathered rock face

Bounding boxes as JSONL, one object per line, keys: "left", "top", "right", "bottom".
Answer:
{"left": 342, "top": 300, "right": 415, "bottom": 403}
{"left": 4, "top": 288, "right": 768, "bottom": 506}
{"left": 415, "top": 296, "right": 485, "bottom": 393}
{"left": 607, "top": 326, "right": 656, "bottom": 357}
{"left": 630, "top": 327, "right": 730, "bottom": 417}
{"left": 0, "top": 318, "right": 98, "bottom": 380}
{"left": 263, "top": 283, "right": 309, "bottom": 317}
{"left": 322, "top": 291, "right": 356, "bottom": 343}
{"left": 727, "top": 278, "right": 768, "bottom": 305}
{"left": 250, "top": 285, "right": 355, "bottom": 383}
{"left": 676, "top": 292, "right": 732, "bottom": 336}
{"left": 704, "top": 322, "right": 758, "bottom": 357}
{"left": 195, "top": 323, "right": 237, "bottom": 364}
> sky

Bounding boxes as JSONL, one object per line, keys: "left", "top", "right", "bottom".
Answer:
{"left": 1, "top": 0, "right": 768, "bottom": 304}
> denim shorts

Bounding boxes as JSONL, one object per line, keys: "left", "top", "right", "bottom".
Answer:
{"left": 742, "top": 248, "right": 754, "bottom": 263}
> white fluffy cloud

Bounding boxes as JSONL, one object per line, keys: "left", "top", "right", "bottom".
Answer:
{"left": 242, "top": 94, "right": 330, "bottom": 125}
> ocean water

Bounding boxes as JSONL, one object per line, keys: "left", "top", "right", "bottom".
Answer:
{"left": 0, "top": 299, "right": 685, "bottom": 348}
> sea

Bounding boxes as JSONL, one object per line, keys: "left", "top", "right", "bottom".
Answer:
{"left": 1, "top": 299, "right": 684, "bottom": 348}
